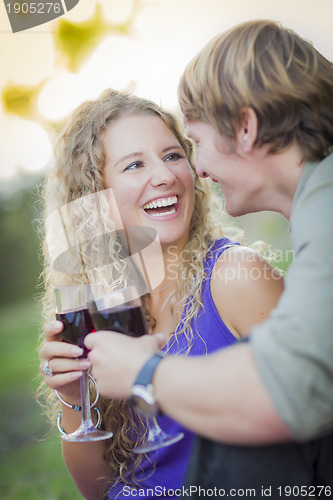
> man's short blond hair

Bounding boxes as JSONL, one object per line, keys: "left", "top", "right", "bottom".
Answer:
{"left": 178, "top": 20, "right": 333, "bottom": 161}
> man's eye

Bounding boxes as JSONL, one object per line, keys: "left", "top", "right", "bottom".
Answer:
{"left": 164, "top": 152, "right": 184, "bottom": 162}
{"left": 124, "top": 161, "right": 144, "bottom": 171}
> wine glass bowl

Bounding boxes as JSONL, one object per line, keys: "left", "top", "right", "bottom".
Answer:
{"left": 55, "top": 300, "right": 94, "bottom": 359}
{"left": 88, "top": 287, "right": 148, "bottom": 337}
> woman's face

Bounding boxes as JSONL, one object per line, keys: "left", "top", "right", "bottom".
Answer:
{"left": 102, "top": 114, "right": 195, "bottom": 251}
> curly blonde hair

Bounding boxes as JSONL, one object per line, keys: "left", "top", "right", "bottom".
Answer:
{"left": 38, "top": 88, "right": 240, "bottom": 487}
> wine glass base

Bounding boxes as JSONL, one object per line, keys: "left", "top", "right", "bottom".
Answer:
{"left": 134, "top": 432, "right": 184, "bottom": 454}
{"left": 61, "top": 427, "right": 113, "bottom": 443}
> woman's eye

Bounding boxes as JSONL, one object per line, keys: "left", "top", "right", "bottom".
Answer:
{"left": 124, "top": 161, "right": 144, "bottom": 171}
{"left": 164, "top": 152, "right": 184, "bottom": 162}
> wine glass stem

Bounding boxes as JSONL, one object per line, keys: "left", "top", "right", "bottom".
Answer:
{"left": 148, "top": 416, "right": 164, "bottom": 437}
{"left": 80, "top": 370, "right": 93, "bottom": 428}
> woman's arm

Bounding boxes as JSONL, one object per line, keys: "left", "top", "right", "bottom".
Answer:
{"left": 86, "top": 331, "right": 290, "bottom": 444}
{"left": 62, "top": 438, "right": 110, "bottom": 500}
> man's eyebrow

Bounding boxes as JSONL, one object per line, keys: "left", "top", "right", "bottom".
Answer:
{"left": 114, "top": 152, "right": 143, "bottom": 168}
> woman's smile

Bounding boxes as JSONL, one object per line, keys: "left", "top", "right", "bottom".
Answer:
{"left": 142, "top": 195, "right": 179, "bottom": 218}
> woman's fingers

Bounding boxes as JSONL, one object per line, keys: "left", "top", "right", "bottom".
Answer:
{"left": 40, "top": 320, "right": 89, "bottom": 380}
{"left": 39, "top": 341, "right": 85, "bottom": 383}
{"left": 39, "top": 356, "right": 90, "bottom": 377}
{"left": 44, "top": 320, "right": 64, "bottom": 341}
{"left": 42, "top": 369, "right": 84, "bottom": 390}
{"left": 39, "top": 320, "right": 90, "bottom": 400}
{"left": 40, "top": 340, "right": 83, "bottom": 361}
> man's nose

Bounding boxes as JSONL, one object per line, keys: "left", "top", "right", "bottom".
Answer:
{"left": 195, "top": 162, "right": 209, "bottom": 179}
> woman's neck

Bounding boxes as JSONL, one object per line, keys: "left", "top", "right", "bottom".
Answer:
{"left": 146, "top": 245, "right": 183, "bottom": 335}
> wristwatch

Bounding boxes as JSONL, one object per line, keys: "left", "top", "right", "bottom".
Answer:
{"left": 128, "top": 352, "right": 165, "bottom": 417}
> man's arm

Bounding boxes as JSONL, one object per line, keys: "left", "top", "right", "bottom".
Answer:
{"left": 153, "top": 341, "right": 291, "bottom": 444}
{"left": 86, "top": 331, "right": 291, "bottom": 444}
{"left": 249, "top": 158, "right": 333, "bottom": 441}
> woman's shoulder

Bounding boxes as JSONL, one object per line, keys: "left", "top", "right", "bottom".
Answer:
{"left": 212, "top": 245, "right": 283, "bottom": 290}
{"left": 210, "top": 246, "right": 284, "bottom": 337}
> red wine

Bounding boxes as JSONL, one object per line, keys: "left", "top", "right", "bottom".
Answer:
{"left": 90, "top": 305, "right": 148, "bottom": 337}
{"left": 56, "top": 308, "right": 94, "bottom": 356}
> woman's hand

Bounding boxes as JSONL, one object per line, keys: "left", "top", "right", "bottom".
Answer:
{"left": 39, "top": 320, "right": 90, "bottom": 404}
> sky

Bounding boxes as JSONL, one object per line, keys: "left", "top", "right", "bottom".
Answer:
{"left": 0, "top": 0, "right": 332, "bottom": 181}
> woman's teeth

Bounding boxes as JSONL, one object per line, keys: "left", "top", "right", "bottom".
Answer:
{"left": 143, "top": 195, "right": 178, "bottom": 217}
{"left": 144, "top": 196, "right": 177, "bottom": 209}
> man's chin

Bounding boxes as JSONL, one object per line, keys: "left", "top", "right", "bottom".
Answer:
{"left": 224, "top": 201, "right": 246, "bottom": 218}
{"left": 224, "top": 199, "right": 235, "bottom": 217}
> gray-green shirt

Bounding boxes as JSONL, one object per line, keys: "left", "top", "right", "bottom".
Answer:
{"left": 251, "top": 153, "right": 333, "bottom": 441}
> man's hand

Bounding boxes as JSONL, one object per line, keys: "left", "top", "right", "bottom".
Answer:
{"left": 84, "top": 332, "right": 165, "bottom": 399}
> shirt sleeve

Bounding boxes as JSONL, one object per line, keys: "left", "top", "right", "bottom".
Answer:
{"left": 250, "top": 159, "right": 333, "bottom": 441}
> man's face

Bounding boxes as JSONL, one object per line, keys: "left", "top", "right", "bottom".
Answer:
{"left": 187, "top": 121, "right": 267, "bottom": 217}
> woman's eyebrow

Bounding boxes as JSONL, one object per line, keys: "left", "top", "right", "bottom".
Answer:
{"left": 114, "top": 145, "right": 183, "bottom": 167}
{"left": 114, "top": 152, "right": 143, "bottom": 168}
{"left": 162, "top": 145, "right": 183, "bottom": 153}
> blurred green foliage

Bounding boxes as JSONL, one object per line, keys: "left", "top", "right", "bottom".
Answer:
{"left": 0, "top": 175, "right": 43, "bottom": 305}
{"left": 0, "top": 299, "right": 81, "bottom": 499}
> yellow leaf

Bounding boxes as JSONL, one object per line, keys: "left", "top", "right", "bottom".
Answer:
{"left": 1, "top": 83, "right": 42, "bottom": 119}
{"left": 54, "top": 4, "right": 116, "bottom": 72}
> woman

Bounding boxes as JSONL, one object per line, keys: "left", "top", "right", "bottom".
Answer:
{"left": 38, "top": 89, "right": 283, "bottom": 499}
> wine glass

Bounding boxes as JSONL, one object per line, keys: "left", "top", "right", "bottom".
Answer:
{"left": 88, "top": 286, "right": 184, "bottom": 453}
{"left": 54, "top": 284, "right": 113, "bottom": 442}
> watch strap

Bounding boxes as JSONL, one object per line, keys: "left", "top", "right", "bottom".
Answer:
{"left": 134, "top": 352, "right": 165, "bottom": 387}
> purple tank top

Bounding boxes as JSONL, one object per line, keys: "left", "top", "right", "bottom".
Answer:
{"left": 109, "top": 238, "right": 239, "bottom": 499}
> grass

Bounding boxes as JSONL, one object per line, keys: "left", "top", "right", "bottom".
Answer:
{"left": 0, "top": 299, "right": 83, "bottom": 499}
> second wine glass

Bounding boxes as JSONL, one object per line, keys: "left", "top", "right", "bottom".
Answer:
{"left": 88, "top": 286, "right": 184, "bottom": 453}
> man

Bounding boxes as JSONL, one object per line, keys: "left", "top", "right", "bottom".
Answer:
{"left": 85, "top": 20, "right": 333, "bottom": 447}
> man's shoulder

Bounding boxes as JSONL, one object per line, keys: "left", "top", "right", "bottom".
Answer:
{"left": 303, "top": 153, "right": 333, "bottom": 190}
{"left": 310, "top": 153, "right": 333, "bottom": 182}
{"left": 291, "top": 154, "right": 333, "bottom": 242}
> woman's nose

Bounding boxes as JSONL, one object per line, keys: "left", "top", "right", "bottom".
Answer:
{"left": 149, "top": 161, "right": 176, "bottom": 187}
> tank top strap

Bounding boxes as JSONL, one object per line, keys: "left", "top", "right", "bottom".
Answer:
{"left": 204, "top": 238, "right": 241, "bottom": 275}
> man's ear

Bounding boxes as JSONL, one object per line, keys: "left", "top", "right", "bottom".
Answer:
{"left": 236, "top": 108, "right": 258, "bottom": 154}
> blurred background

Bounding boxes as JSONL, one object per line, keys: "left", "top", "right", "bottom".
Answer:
{"left": 0, "top": 1, "right": 332, "bottom": 498}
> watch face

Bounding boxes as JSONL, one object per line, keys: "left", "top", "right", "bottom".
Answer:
{"left": 129, "top": 385, "right": 158, "bottom": 417}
